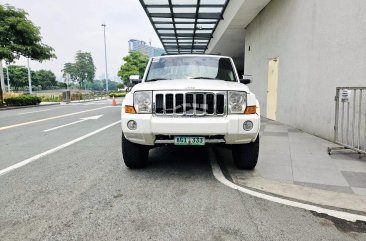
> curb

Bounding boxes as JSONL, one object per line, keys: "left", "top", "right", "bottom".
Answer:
{"left": 0, "top": 102, "right": 60, "bottom": 111}
{"left": 209, "top": 148, "right": 366, "bottom": 222}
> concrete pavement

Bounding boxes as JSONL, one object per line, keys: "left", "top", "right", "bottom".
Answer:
{"left": 218, "top": 117, "right": 366, "bottom": 214}
{"left": 0, "top": 101, "right": 365, "bottom": 240}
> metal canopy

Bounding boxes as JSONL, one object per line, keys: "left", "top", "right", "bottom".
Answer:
{"left": 139, "top": 0, "right": 230, "bottom": 55}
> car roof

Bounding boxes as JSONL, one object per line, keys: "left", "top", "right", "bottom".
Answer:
{"left": 153, "top": 54, "right": 230, "bottom": 59}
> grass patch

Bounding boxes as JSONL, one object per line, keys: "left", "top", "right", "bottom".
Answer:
{"left": 36, "top": 93, "right": 63, "bottom": 102}
{"left": 3, "top": 92, "right": 22, "bottom": 99}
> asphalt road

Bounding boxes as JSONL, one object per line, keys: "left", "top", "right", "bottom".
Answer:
{"left": 0, "top": 100, "right": 365, "bottom": 241}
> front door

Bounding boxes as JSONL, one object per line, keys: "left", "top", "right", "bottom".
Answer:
{"left": 266, "top": 58, "right": 279, "bottom": 120}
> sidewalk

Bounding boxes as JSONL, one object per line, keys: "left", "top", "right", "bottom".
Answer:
{"left": 216, "top": 118, "right": 366, "bottom": 213}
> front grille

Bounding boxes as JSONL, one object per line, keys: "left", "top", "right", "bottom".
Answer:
{"left": 154, "top": 91, "right": 226, "bottom": 116}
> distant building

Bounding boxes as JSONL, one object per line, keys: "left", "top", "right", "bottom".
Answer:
{"left": 128, "top": 39, "right": 165, "bottom": 58}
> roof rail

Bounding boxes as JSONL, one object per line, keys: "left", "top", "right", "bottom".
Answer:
{"left": 159, "top": 53, "right": 222, "bottom": 57}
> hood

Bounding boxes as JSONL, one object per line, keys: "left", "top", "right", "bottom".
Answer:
{"left": 131, "top": 79, "right": 250, "bottom": 92}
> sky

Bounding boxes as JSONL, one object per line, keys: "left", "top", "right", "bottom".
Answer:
{"left": 2, "top": 0, "right": 163, "bottom": 81}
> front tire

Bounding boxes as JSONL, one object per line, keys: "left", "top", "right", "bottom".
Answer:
{"left": 232, "top": 135, "right": 259, "bottom": 170}
{"left": 121, "top": 133, "right": 149, "bottom": 169}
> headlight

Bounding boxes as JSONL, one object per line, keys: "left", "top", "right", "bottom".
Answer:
{"left": 134, "top": 91, "right": 152, "bottom": 113}
{"left": 228, "top": 91, "right": 247, "bottom": 114}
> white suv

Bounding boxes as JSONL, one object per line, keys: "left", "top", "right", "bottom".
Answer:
{"left": 121, "top": 54, "right": 260, "bottom": 169}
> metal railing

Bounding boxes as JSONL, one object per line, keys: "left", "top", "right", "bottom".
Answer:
{"left": 62, "top": 91, "right": 108, "bottom": 103}
{"left": 328, "top": 87, "right": 366, "bottom": 155}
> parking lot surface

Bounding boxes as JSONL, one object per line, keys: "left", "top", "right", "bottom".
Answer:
{"left": 1, "top": 100, "right": 365, "bottom": 241}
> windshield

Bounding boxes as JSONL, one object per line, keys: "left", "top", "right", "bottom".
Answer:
{"left": 146, "top": 56, "right": 237, "bottom": 82}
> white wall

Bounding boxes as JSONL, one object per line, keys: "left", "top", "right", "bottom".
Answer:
{"left": 244, "top": 0, "right": 366, "bottom": 140}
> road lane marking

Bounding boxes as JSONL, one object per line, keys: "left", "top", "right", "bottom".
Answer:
{"left": 0, "top": 106, "right": 111, "bottom": 131}
{"left": 43, "top": 120, "right": 85, "bottom": 132}
{"left": 0, "top": 120, "right": 121, "bottom": 177}
{"left": 209, "top": 149, "right": 366, "bottom": 222}
{"left": 18, "top": 108, "right": 54, "bottom": 115}
{"left": 43, "top": 115, "right": 104, "bottom": 132}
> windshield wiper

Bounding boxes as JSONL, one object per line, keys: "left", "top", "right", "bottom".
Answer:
{"left": 190, "top": 77, "right": 217, "bottom": 80}
{"left": 147, "top": 78, "right": 168, "bottom": 82}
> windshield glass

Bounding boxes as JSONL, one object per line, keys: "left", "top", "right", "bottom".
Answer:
{"left": 146, "top": 56, "right": 237, "bottom": 82}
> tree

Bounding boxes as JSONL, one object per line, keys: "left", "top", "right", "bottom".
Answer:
{"left": 6, "top": 65, "right": 29, "bottom": 90}
{"left": 117, "top": 83, "right": 124, "bottom": 89}
{"left": 117, "top": 51, "right": 149, "bottom": 86}
{"left": 108, "top": 81, "right": 118, "bottom": 91}
{"left": 63, "top": 51, "right": 96, "bottom": 88}
{"left": 5, "top": 66, "right": 56, "bottom": 90}
{"left": 88, "top": 79, "right": 118, "bottom": 91}
{"left": 33, "top": 70, "right": 57, "bottom": 90}
{"left": 56, "top": 81, "right": 67, "bottom": 89}
{"left": 90, "top": 80, "right": 104, "bottom": 91}
{"left": 0, "top": 4, "right": 56, "bottom": 104}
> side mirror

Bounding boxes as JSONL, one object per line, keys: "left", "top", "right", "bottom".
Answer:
{"left": 131, "top": 79, "right": 142, "bottom": 84}
{"left": 129, "top": 75, "right": 141, "bottom": 85}
{"left": 240, "top": 75, "right": 253, "bottom": 84}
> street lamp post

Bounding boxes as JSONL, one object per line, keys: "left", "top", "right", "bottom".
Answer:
{"left": 101, "top": 24, "right": 109, "bottom": 92}
{"left": 27, "top": 58, "right": 32, "bottom": 94}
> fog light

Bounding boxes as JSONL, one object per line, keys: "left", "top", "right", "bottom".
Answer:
{"left": 243, "top": 121, "right": 253, "bottom": 131}
{"left": 127, "top": 120, "right": 137, "bottom": 130}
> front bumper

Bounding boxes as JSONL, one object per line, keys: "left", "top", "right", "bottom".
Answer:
{"left": 122, "top": 114, "right": 260, "bottom": 146}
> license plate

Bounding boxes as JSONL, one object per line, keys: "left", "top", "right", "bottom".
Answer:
{"left": 174, "top": 136, "right": 205, "bottom": 146}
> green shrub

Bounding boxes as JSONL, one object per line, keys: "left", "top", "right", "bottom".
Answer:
{"left": 5, "top": 95, "right": 42, "bottom": 106}
{"left": 109, "top": 92, "right": 127, "bottom": 97}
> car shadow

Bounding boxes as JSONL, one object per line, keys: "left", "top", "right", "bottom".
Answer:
{"left": 148, "top": 146, "right": 209, "bottom": 168}
{"left": 125, "top": 146, "right": 214, "bottom": 180}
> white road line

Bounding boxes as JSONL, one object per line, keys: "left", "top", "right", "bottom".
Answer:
{"left": 43, "top": 119, "right": 86, "bottom": 132}
{"left": 0, "top": 120, "right": 121, "bottom": 177}
{"left": 43, "top": 115, "right": 104, "bottom": 132}
{"left": 18, "top": 108, "right": 54, "bottom": 115}
{"left": 209, "top": 149, "right": 366, "bottom": 222}
{"left": 0, "top": 106, "right": 110, "bottom": 131}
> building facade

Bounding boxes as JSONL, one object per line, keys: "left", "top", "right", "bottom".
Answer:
{"left": 128, "top": 39, "right": 165, "bottom": 58}
{"left": 207, "top": 0, "right": 366, "bottom": 141}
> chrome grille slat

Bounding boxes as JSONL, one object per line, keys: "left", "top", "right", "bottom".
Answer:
{"left": 163, "top": 94, "right": 166, "bottom": 115}
{"left": 166, "top": 94, "right": 174, "bottom": 114}
{"left": 173, "top": 93, "right": 176, "bottom": 114}
{"left": 193, "top": 94, "right": 196, "bottom": 115}
{"left": 214, "top": 93, "right": 217, "bottom": 115}
{"left": 216, "top": 94, "right": 225, "bottom": 115}
{"left": 196, "top": 93, "right": 204, "bottom": 116}
{"left": 203, "top": 94, "right": 207, "bottom": 115}
{"left": 154, "top": 91, "right": 227, "bottom": 117}
{"left": 206, "top": 93, "right": 214, "bottom": 115}
{"left": 183, "top": 93, "right": 186, "bottom": 115}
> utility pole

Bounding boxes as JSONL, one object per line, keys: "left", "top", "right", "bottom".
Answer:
{"left": 27, "top": 58, "right": 32, "bottom": 94}
{"left": 6, "top": 62, "right": 10, "bottom": 92}
{"left": 0, "top": 60, "right": 3, "bottom": 105}
{"left": 0, "top": 60, "right": 5, "bottom": 94}
{"left": 101, "top": 24, "right": 109, "bottom": 92}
